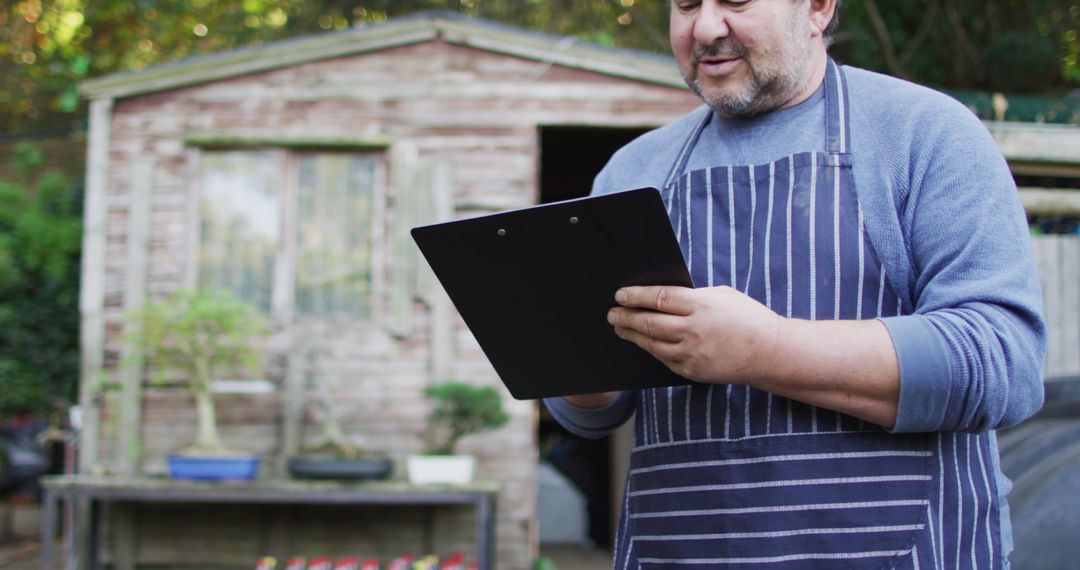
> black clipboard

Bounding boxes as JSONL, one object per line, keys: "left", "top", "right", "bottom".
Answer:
{"left": 411, "top": 187, "right": 693, "bottom": 400}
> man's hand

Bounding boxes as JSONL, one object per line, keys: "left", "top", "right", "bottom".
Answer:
{"left": 607, "top": 285, "right": 782, "bottom": 385}
{"left": 607, "top": 284, "right": 900, "bottom": 428}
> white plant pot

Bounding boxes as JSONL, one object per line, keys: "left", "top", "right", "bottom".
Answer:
{"left": 407, "top": 454, "right": 476, "bottom": 485}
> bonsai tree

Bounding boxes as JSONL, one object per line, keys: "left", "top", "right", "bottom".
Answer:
{"left": 130, "top": 288, "right": 267, "bottom": 456}
{"left": 424, "top": 382, "right": 509, "bottom": 455}
{"left": 302, "top": 356, "right": 362, "bottom": 459}
{"left": 285, "top": 354, "right": 395, "bottom": 481}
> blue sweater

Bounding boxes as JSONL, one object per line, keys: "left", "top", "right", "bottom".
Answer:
{"left": 546, "top": 65, "right": 1045, "bottom": 438}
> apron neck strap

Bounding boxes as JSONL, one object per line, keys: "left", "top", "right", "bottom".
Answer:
{"left": 823, "top": 58, "right": 850, "bottom": 155}
{"left": 661, "top": 108, "right": 712, "bottom": 190}
{"left": 661, "top": 58, "right": 850, "bottom": 190}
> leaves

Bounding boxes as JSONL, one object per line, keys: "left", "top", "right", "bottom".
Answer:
{"left": 129, "top": 288, "right": 268, "bottom": 392}
{"left": 0, "top": 143, "right": 81, "bottom": 419}
{"left": 833, "top": 0, "right": 1080, "bottom": 95}
{"left": 424, "top": 381, "right": 509, "bottom": 454}
{"left": 4, "top": 1, "right": 1080, "bottom": 132}
{"left": 0, "top": 0, "right": 672, "bottom": 132}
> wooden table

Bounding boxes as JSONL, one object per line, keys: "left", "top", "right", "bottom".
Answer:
{"left": 41, "top": 475, "right": 498, "bottom": 570}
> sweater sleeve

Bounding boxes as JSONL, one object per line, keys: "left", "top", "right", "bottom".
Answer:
{"left": 543, "top": 392, "right": 638, "bottom": 439}
{"left": 879, "top": 102, "right": 1046, "bottom": 434}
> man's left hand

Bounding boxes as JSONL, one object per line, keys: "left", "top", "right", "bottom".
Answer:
{"left": 607, "top": 284, "right": 901, "bottom": 428}
{"left": 607, "top": 285, "right": 783, "bottom": 385}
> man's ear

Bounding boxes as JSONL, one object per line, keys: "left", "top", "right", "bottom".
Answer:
{"left": 808, "top": 0, "right": 837, "bottom": 36}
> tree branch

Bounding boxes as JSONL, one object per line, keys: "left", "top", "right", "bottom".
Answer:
{"left": 945, "top": 0, "right": 983, "bottom": 78}
{"left": 864, "top": 0, "right": 908, "bottom": 79}
{"left": 899, "top": 1, "right": 940, "bottom": 68}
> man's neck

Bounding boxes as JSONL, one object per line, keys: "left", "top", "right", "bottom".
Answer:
{"left": 780, "top": 46, "right": 829, "bottom": 112}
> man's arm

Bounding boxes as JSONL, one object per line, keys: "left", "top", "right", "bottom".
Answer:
{"left": 543, "top": 391, "right": 637, "bottom": 439}
{"left": 607, "top": 285, "right": 900, "bottom": 428}
{"left": 863, "top": 89, "right": 1046, "bottom": 433}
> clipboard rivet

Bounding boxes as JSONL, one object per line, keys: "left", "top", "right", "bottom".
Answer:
{"left": 497, "top": 228, "right": 507, "bottom": 237}
{"left": 569, "top": 216, "right": 579, "bottom": 224}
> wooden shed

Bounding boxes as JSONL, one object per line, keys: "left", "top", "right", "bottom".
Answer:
{"left": 75, "top": 11, "right": 699, "bottom": 569}
{"left": 74, "top": 9, "right": 1080, "bottom": 569}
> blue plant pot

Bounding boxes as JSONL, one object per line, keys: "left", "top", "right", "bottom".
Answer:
{"left": 167, "top": 455, "right": 260, "bottom": 481}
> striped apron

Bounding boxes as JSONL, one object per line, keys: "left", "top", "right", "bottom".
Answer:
{"left": 614, "top": 60, "right": 1004, "bottom": 569}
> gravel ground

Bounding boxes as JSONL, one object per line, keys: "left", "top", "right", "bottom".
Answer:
{"left": 0, "top": 539, "right": 58, "bottom": 570}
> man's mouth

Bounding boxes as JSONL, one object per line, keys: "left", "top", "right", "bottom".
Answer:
{"left": 698, "top": 55, "right": 739, "bottom": 65}
{"left": 691, "top": 40, "right": 748, "bottom": 78}
{"left": 695, "top": 56, "right": 742, "bottom": 77}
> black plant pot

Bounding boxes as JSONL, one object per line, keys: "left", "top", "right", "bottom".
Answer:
{"left": 287, "top": 457, "right": 393, "bottom": 481}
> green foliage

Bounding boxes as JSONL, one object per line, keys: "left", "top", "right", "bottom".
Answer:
{"left": 424, "top": 381, "right": 509, "bottom": 455}
{"left": 130, "top": 288, "right": 267, "bottom": 393}
{"left": 4, "top": 1, "right": 1080, "bottom": 132}
{"left": 0, "top": 0, "right": 656, "bottom": 132}
{"left": 0, "top": 143, "right": 81, "bottom": 420}
{"left": 127, "top": 288, "right": 267, "bottom": 454}
{"left": 0, "top": 362, "right": 53, "bottom": 419}
{"left": 832, "top": 0, "right": 1080, "bottom": 96}
{"left": 1, "top": 0, "right": 315, "bottom": 132}
{"left": 533, "top": 556, "right": 559, "bottom": 570}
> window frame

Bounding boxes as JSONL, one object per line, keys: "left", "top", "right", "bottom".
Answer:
{"left": 185, "top": 144, "right": 387, "bottom": 326}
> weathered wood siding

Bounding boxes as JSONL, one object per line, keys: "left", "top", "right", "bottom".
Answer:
{"left": 1033, "top": 235, "right": 1080, "bottom": 379}
{"left": 90, "top": 39, "right": 701, "bottom": 569}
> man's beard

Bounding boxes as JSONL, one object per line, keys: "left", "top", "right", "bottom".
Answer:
{"left": 684, "top": 36, "right": 807, "bottom": 119}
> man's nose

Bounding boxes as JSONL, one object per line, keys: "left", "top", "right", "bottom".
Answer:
{"left": 693, "top": 3, "right": 733, "bottom": 44}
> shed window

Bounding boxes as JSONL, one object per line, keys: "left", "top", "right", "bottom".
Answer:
{"left": 295, "top": 154, "right": 375, "bottom": 317}
{"left": 198, "top": 150, "right": 378, "bottom": 319}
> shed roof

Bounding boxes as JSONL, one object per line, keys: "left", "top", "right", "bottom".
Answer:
{"left": 79, "top": 11, "right": 685, "bottom": 101}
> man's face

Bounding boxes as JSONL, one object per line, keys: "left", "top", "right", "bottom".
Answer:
{"left": 670, "top": 0, "right": 819, "bottom": 118}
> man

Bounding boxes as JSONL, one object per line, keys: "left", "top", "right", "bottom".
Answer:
{"left": 544, "top": 0, "right": 1046, "bottom": 568}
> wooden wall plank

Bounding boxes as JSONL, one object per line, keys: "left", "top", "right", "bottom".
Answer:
{"left": 430, "top": 161, "right": 455, "bottom": 383}
{"left": 990, "top": 121, "right": 1080, "bottom": 167}
{"left": 1020, "top": 187, "right": 1080, "bottom": 217}
{"left": 1033, "top": 235, "right": 1080, "bottom": 379}
{"left": 274, "top": 150, "right": 297, "bottom": 324}
{"left": 117, "top": 159, "right": 153, "bottom": 475}
{"left": 370, "top": 153, "right": 389, "bottom": 325}
{"left": 76, "top": 96, "right": 115, "bottom": 570}
{"left": 183, "top": 148, "right": 201, "bottom": 289}
{"left": 78, "top": 97, "right": 114, "bottom": 474}
{"left": 388, "top": 144, "right": 419, "bottom": 338}
{"left": 278, "top": 336, "right": 311, "bottom": 475}
{"left": 1056, "top": 237, "right": 1080, "bottom": 377}
{"left": 111, "top": 505, "right": 137, "bottom": 570}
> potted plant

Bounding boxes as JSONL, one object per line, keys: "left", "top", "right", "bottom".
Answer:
{"left": 129, "top": 288, "right": 268, "bottom": 480}
{"left": 407, "top": 381, "right": 509, "bottom": 485}
{"left": 286, "top": 355, "right": 393, "bottom": 480}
